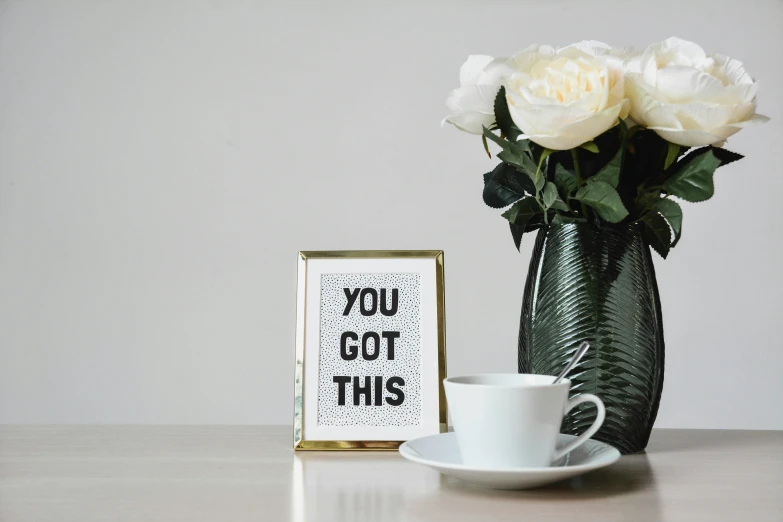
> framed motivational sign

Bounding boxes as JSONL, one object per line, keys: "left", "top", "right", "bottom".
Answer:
{"left": 293, "top": 250, "right": 446, "bottom": 450}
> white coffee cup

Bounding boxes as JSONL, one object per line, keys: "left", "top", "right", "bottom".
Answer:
{"left": 444, "top": 374, "right": 606, "bottom": 468}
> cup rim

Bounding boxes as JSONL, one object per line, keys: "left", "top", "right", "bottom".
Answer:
{"left": 444, "top": 373, "right": 570, "bottom": 389}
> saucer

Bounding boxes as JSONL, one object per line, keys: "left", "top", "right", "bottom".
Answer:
{"left": 398, "top": 432, "right": 620, "bottom": 490}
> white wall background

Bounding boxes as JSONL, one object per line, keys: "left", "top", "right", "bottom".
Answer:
{"left": 0, "top": 0, "right": 781, "bottom": 429}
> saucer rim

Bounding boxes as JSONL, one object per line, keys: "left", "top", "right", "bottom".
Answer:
{"left": 398, "top": 432, "right": 621, "bottom": 474}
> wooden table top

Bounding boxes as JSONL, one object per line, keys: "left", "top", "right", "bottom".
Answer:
{"left": 0, "top": 426, "right": 780, "bottom": 521}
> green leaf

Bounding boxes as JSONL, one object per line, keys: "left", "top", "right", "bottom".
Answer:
{"left": 589, "top": 150, "right": 621, "bottom": 188}
{"left": 588, "top": 120, "right": 627, "bottom": 188}
{"left": 532, "top": 148, "right": 554, "bottom": 192}
{"left": 483, "top": 172, "right": 522, "bottom": 209}
{"left": 580, "top": 141, "right": 599, "bottom": 153}
{"left": 509, "top": 223, "right": 524, "bottom": 251}
{"left": 542, "top": 183, "right": 557, "bottom": 209}
{"left": 711, "top": 147, "right": 744, "bottom": 167}
{"left": 482, "top": 126, "right": 507, "bottom": 148}
{"left": 653, "top": 198, "right": 683, "bottom": 247}
{"left": 501, "top": 197, "right": 542, "bottom": 225}
{"left": 483, "top": 124, "right": 528, "bottom": 154}
{"left": 542, "top": 182, "right": 568, "bottom": 211}
{"left": 663, "top": 150, "right": 721, "bottom": 202}
{"left": 483, "top": 127, "right": 536, "bottom": 169}
{"left": 509, "top": 214, "right": 545, "bottom": 251}
{"left": 482, "top": 163, "right": 534, "bottom": 209}
{"left": 664, "top": 142, "right": 680, "bottom": 170}
{"left": 552, "top": 215, "right": 587, "bottom": 224}
{"left": 573, "top": 181, "right": 629, "bottom": 223}
{"left": 481, "top": 132, "right": 491, "bottom": 158}
{"left": 504, "top": 149, "right": 543, "bottom": 192}
{"left": 641, "top": 212, "right": 672, "bottom": 259}
{"left": 538, "top": 148, "right": 553, "bottom": 165}
{"left": 483, "top": 128, "right": 542, "bottom": 192}
{"left": 493, "top": 86, "right": 521, "bottom": 141}
{"left": 554, "top": 164, "right": 578, "bottom": 196}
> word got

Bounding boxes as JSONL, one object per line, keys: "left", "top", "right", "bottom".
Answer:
{"left": 332, "top": 287, "right": 405, "bottom": 407}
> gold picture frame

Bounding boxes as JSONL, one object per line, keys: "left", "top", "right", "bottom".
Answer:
{"left": 293, "top": 250, "right": 447, "bottom": 450}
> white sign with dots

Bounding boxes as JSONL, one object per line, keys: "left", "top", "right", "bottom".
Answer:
{"left": 294, "top": 251, "right": 446, "bottom": 449}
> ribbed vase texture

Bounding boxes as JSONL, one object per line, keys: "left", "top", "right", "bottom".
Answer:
{"left": 518, "top": 224, "right": 665, "bottom": 454}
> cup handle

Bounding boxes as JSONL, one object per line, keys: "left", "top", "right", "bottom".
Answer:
{"left": 552, "top": 393, "right": 606, "bottom": 462}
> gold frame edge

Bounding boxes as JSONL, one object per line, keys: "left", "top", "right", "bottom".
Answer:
{"left": 293, "top": 250, "right": 447, "bottom": 451}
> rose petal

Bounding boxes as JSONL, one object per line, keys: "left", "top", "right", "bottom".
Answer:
{"left": 648, "top": 127, "right": 725, "bottom": 147}
{"left": 711, "top": 54, "right": 754, "bottom": 85}
{"left": 506, "top": 45, "right": 555, "bottom": 74}
{"left": 508, "top": 100, "right": 595, "bottom": 136}
{"left": 517, "top": 132, "right": 581, "bottom": 150}
{"left": 617, "top": 97, "right": 631, "bottom": 120}
{"left": 561, "top": 40, "right": 613, "bottom": 56}
{"left": 446, "top": 85, "right": 500, "bottom": 114}
{"left": 656, "top": 65, "right": 725, "bottom": 103}
{"left": 608, "top": 67, "right": 626, "bottom": 102}
{"left": 444, "top": 111, "right": 496, "bottom": 135}
{"left": 626, "top": 75, "right": 682, "bottom": 129}
{"left": 554, "top": 103, "right": 624, "bottom": 146}
{"left": 623, "top": 38, "right": 766, "bottom": 145}
{"left": 459, "top": 55, "right": 495, "bottom": 86}
{"left": 641, "top": 47, "right": 659, "bottom": 86}
{"left": 738, "top": 113, "right": 770, "bottom": 125}
{"left": 480, "top": 57, "right": 513, "bottom": 85}
{"left": 625, "top": 55, "right": 643, "bottom": 74}
{"left": 570, "top": 90, "right": 606, "bottom": 112}
{"left": 718, "top": 82, "right": 758, "bottom": 105}
{"left": 709, "top": 113, "right": 771, "bottom": 136}
{"left": 669, "top": 102, "right": 746, "bottom": 131}
{"left": 520, "top": 104, "right": 623, "bottom": 150}
{"left": 659, "top": 37, "right": 708, "bottom": 67}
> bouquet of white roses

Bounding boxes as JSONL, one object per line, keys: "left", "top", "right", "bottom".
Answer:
{"left": 444, "top": 38, "right": 768, "bottom": 257}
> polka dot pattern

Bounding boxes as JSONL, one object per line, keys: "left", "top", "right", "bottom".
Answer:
{"left": 317, "top": 273, "right": 421, "bottom": 426}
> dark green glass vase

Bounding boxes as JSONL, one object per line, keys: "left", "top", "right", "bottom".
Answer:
{"left": 518, "top": 223, "right": 665, "bottom": 454}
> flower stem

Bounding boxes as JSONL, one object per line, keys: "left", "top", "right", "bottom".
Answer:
{"left": 571, "top": 149, "right": 582, "bottom": 184}
{"left": 571, "top": 149, "right": 588, "bottom": 218}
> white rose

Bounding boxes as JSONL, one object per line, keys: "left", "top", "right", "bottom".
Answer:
{"left": 503, "top": 41, "right": 631, "bottom": 150}
{"left": 443, "top": 55, "right": 507, "bottom": 134}
{"left": 625, "top": 37, "right": 769, "bottom": 147}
